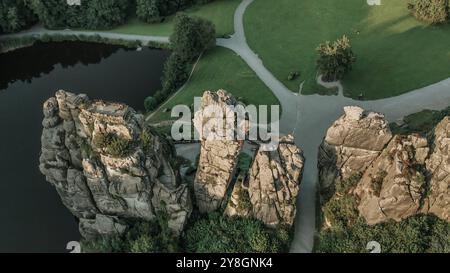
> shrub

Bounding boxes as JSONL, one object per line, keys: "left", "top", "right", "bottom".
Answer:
{"left": 316, "top": 35, "right": 356, "bottom": 82}
{"left": 93, "top": 132, "right": 132, "bottom": 157}
{"left": 144, "top": 96, "right": 159, "bottom": 112}
{"left": 408, "top": 0, "right": 449, "bottom": 24}
{"left": 287, "top": 71, "right": 300, "bottom": 81}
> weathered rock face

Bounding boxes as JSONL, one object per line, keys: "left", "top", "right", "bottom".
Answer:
{"left": 193, "top": 90, "right": 246, "bottom": 213}
{"left": 224, "top": 136, "right": 304, "bottom": 227}
{"left": 247, "top": 135, "right": 304, "bottom": 227}
{"left": 40, "top": 90, "right": 192, "bottom": 239}
{"left": 424, "top": 117, "right": 450, "bottom": 222}
{"left": 319, "top": 107, "right": 450, "bottom": 226}
{"left": 355, "top": 135, "right": 429, "bottom": 225}
{"left": 318, "top": 106, "right": 392, "bottom": 193}
{"left": 193, "top": 90, "right": 304, "bottom": 227}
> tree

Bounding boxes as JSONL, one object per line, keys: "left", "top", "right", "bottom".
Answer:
{"left": 0, "top": 0, "right": 36, "bottom": 33}
{"left": 170, "top": 13, "right": 216, "bottom": 62}
{"left": 161, "top": 52, "right": 190, "bottom": 93}
{"left": 84, "top": 0, "right": 130, "bottom": 29}
{"left": 136, "top": 0, "right": 162, "bottom": 23}
{"left": 29, "top": 0, "right": 68, "bottom": 29}
{"left": 316, "top": 35, "right": 356, "bottom": 82}
{"left": 29, "top": 0, "right": 130, "bottom": 29}
{"left": 144, "top": 96, "right": 159, "bottom": 112}
{"left": 408, "top": 0, "right": 449, "bottom": 24}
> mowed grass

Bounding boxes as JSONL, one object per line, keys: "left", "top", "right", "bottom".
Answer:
{"left": 245, "top": 0, "right": 450, "bottom": 99}
{"left": 149, "top": 47, "right": 279, "bottom": 122}
{"left": 108, "top": 0, "right": 241, "bottom": 38}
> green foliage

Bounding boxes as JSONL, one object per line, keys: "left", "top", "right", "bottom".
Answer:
{"left": 140, "top": 129, "right": 153, "bottom": 153}
{"left": 0, "top": 0, "right": 36, "bottom": 33}
{"left": 236, "top": 182, "right": 252, "bottom": 214}
{"left": 136, "top": 0, "right": 162, "bottom": 23}
{"left": 316, "top": 35, "right": 356, "bottom": 82}
{"left": 183, "top": 213, "right": 291, "bottom": 253}
{"left": 170, "top": 13, "right": 216, "bottom": 62}
{"left": 29, "top": 0, "right": 130, "bottom": 30}
{"left": 317, "top": 174, "right": 450, "bottom": 253}
{"left": 236, "top": 153, "right": 252, "bottom": 175}
{"left": 408, "top": 0, "right": 449, "bottom": 24}
{"left": 144, "top": 96, "right": 159, "bottom": 112}
{"left": 93, "top": 132, "right": 132, "bottom": 157}
{"left": 84, "top": 0, "right": 130, "bottom": 29}
{"left": 162, "top": 52, "right": 190, "bottom": 93}
{"left": 390, "top": 107, "right": 450, "bottom": 135}
{"left": 82, "top": 213, "right": 179, "bottom": 253}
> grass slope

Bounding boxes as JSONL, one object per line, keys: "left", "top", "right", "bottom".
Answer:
{"left": 108, "top": 0, "right": 241, "bottom": 38}
{"left": 149, "top": 47, "right": 279, "bottom": 122}
{"left": 245, "top": 0, "right": 450, "bottom": 99}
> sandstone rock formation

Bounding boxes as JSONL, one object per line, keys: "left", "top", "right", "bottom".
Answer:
{"left": 319, "top": 106, "right": 450, "bottom": 226}
{"left": 354, "top": 135, "right": 429, "bottom": 224}
{"left": 318, "top": 106, "right": 392, "bottom": 193}
{"left": 424, "top": 117, "right": 450, "bottom": 222}
{"left": 193, "top": 90, "right": 247, "bottom": 213}
{"left": 225, "top": 135, "right": 305, "bottom": 227}
{"left": 40, "top": 90, "right": 192, "bottom": 239}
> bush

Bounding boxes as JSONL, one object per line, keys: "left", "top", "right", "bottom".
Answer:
{"left": 316, "top": 35, "right": 356, "bottom": 82}
{"left": 93, "top": 132, "right": 132, "bottom": 157}
{"left": 144, "top": 96, "right": 159, "bottom": 112}
{"left": 408, "top": 0, "right": 449, "bottom": 24}
{"left": 287, "top": 71, "right": 300, "bottom": 81}
{"left": 183, "top": 213, "right": 291, "bottom": 253}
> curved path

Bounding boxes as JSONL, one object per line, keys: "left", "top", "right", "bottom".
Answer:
{"left": 2, "top": 1, "right": 450, "bottom": 253}
{"left": 217, "top": 0, "right": 450, "bottom": 253}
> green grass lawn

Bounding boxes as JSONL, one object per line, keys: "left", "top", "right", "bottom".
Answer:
{"left": 107, "top": 0, "right": 241, "bottom": 38}
{"left": 245, "top": 0, "right": 450, "bottom": 100}
{"left": 149, "top": 47, "right": 279, "bottom": 122}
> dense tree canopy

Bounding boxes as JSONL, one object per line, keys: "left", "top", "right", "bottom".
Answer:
{"left": 1, "top": 0, "right": 218, "bottom": 33}
{"left": 170, "top": 13, "right": 216, "bottom": 61}
{"left": 183, "top": 213, "right": 291, "bottom": 253}
{"left": 28, "top": 0, "right": 130, "bottom": 29}
{"left": 0, "top": 0, "right": 36, "bottom": 34}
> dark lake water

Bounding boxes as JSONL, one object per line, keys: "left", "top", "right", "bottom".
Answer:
{"left": 0, "top": 42, "right": 169, "bottom": 253}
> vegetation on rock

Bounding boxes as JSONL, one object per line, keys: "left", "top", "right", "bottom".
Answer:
{"left": 317, "top": 175, "right": 450, "bottom": 253}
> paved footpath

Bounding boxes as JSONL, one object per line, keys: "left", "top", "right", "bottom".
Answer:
{"left": 3, "top": 1, "right": 450, "bottom": 253}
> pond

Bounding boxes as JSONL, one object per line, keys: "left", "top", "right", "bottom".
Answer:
{"left": 0, "top": 41, "right": 170, "bottom": 252}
